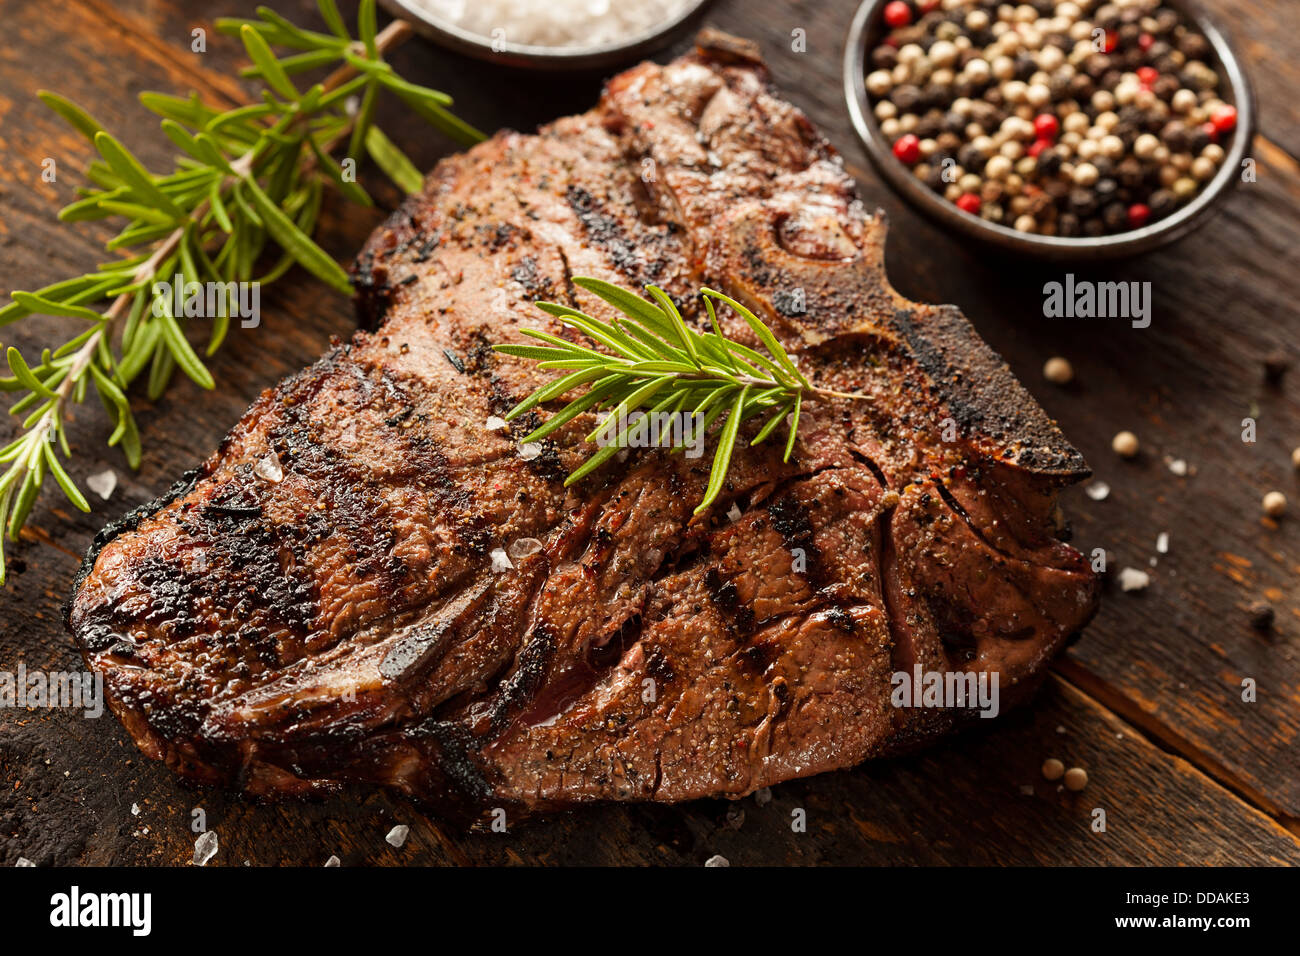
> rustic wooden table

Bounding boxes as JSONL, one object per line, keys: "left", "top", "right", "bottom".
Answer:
{"left": 1, "top": 0, "right": 1297, "bottom": 866}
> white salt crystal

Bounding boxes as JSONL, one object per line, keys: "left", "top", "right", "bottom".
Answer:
{"left": 1167, "top": 458, "right": 1188, "bottom": 476}
{"left": 727, "top": 503, "right": 742, "bottom": 522}
{"left": 1085, "top": 480, "right": 1110, "bottom": 501}
{"left": 324, "top": 855, "right": 340, "bottom": 867}
{"left": 253, "top": 452, "right": 283, "bottom": 484}
{"left": 1156, "top": 532, "right": 1169, "bottom": 554}
{"left": 507, "top": 537, "right": 543, "bottom": 560}
{"left": 485, "top": 416, "right": 508, "bottom": 431}
{"left": 518, "top": 442, "right": 543, "bottom": 460}
{"left": 15, "top": 858, "right": 34, "bottom": 867}
{"left": 1119, "top": 567, "right": 1150, "bottom": 592}
{"left": 86, "top": 469, "right": 117, "bottom": 501}
{"left": 411, "top": 0, "right": 695, "bottom": 49}
{"left": 704, "top": 854, "right": 729, "bottom": 867}
{"left": 193, "top": 830, "right": 218, "bottom": 866}
{"left": 385, "top": 825, "right": 409, "bottom": 848}
{"left": 131, "top": 803, "right": 140, "bottom": 816}
{"left": 490, "top": 548, "right": 514, "bottom": 572}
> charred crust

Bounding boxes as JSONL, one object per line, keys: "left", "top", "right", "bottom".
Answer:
{"left": 64, "top": 466, "right": 203, "bottom": 630}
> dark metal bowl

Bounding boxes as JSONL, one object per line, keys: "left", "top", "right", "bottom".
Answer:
{"left": 380, "top": 0, "right": 711, "bottom": 71}
{"left": 843, "top": 0, "right": 1255, "bottom": 259}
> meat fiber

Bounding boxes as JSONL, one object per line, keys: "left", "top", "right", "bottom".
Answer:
{"left": 67, "top": 32, "right": 1099, "bottom": 821}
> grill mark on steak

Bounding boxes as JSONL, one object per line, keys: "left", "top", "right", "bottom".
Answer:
{"left": 66, "top": 31, "right": 1099, "bottom": 820}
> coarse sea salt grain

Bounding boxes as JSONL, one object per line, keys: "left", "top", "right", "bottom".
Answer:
{"left": 490, "top": 548, "right": 514, "bottom": 572}
{"left": 386, "top": 825, "right": 410, "bottom": 848}
{"left": 86, "top": 469, "right": 117, "bottom": 501}
{"left": 727, "top": 503, "right": 742, "bottom": 522}
{"left": 324, "top": 855, "right": 340, "bottom": 867}
{"left": 15, "top": 858, "right": 34, "bottom": 867}
{"left": 704, "top": 854, "right": 730, "bottom": 867}
{"left": 486, "top": 416, "right": 508, "bottom": 431}
{"left": 508, "top": 537, "right": 543, "bottom": 560}
{"left": 253, "top": 452, "right": 283, "bottom": 484}
{"left": 1156, "top": 532, "right": 1169, "bottom": 554}
{"left": 518, "top": 442, "right": 543, "bottom": 460}
{"left": 1167, "top": 458, "right": 1188, "bottom": 476}
{"left": 1085, "top": 480, "right": 1110, "bottom": 501}
{"left": 1119, "top": 567, "right": 1150, "bottom": 592}
{"left": 413, "top": 0, "right": 693, "bottom": 49}
{"left": 193, "top": 830, "right": 218, "bottom": 867}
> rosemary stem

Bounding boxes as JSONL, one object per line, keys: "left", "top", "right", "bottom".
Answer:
{"left": 11, "top": 17, "right": 417, "bottom": 503}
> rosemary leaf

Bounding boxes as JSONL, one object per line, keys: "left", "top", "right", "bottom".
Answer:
{"left": 494, "top": 279, "right": 868, "bottom": 515}
{"left": 0, "top": 4, "right": 483, "bottom": 585}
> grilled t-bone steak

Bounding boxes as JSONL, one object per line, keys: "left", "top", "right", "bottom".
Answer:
{"left": 67, "top": 32, "right": 1099, "bottom": 820}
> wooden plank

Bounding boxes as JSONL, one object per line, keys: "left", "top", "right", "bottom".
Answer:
{"left": 2, "top": 0, "right": 1299, "bottom": 864}
{"left": 7, "top": 676, "right": 1296, "bottom": 865}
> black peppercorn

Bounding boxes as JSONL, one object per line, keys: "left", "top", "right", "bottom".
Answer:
{"left": 891, "top": 84, "right": 922, "bottom": 112}
{"left": 1069, "top": 189, "right": 1099, "bottom": 216}
{"left": 1179, "top": 33, "right": 1210, "bottom": 59}
{"left": 936, "top": 131, "right": 961, "bottom": 152}
{"left": 1102, "top": 201, "right": 1128, "bottom": 230}
{"left": 1084, "top": 54, "right": 1111, "bottom": 80}
{"left": 1083, "top": 216, "right": 1106, "bottom": 237}
{"left": 1116, "top": 157, "right": 1144, "bottom": 188}
{"left": 1247, "top": 601, "right": 1275, "bottom": 631}
{"left": 1155, "top": 9, "right": 1179, "bottom": 32}
{"left": 1161, "top": 120, "right": 1189, "bottom": 152}
{"left": 1069, "top": 75, "right": 1094, "bottom": 100}
{"left": 1057, "top": 212, "right": 1081, "bottom": 236}
{"left": 1152, "top": 76, "right": 1180, "bottom": 101}
{"left": 1263, "top": 350, "right": 1290, "bottom": 385}
{"left": 915, "top": 113, "right": 944, "bottom": 139}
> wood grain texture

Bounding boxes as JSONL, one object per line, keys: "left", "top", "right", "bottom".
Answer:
{"left": 1, "top": 0, "right": 1298, "bottom": 864}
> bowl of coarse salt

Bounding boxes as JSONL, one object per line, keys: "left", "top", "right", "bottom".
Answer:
{"left": 381, "top": 0, "right": 713, "bottom": 70}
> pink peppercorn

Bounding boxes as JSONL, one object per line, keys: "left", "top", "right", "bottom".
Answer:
{"left": 883, "top": 1, "right": 912, "bottom": 28}
{"left": 892, "top": 133, "right": 921, "bottom": 165}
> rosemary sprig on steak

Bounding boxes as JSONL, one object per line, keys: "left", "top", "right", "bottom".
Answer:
{"left": 496, "top": 277, "right": 867, "bottom": 514}
{"left": 0, "top": 0, "right": 482, "bottom": 584}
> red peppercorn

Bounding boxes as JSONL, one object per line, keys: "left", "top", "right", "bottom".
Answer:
{"left": 892, "top": 133, "right": 921, "bottom": 165}
{"left": 1138, "top": 32, "right": 1154, "bottom": 51}
{"left": 955, "top": 193, "right": 981, "bottom": 215}
{"left": 883, "top": 1, "right": 913, "bottom": 28}
{"left": 1027, "top": 138, "right": 1052, "bottom": 158}
{"left": 1210, "top": 104, "right": 1237, "bottom": 134}
{"left": 1127, "top": 203, "right": 1151, "bottom": 229}
{"left": 1201, "top": 121, "right": 1219, "bottom": 143}
{"left": 1136, "top": 66, "right": 1158, "bottom": 88}
{"left": 917, "top": 0, "right": 941, "bottom": 10}
{"left": 1033, "top": 114, "right": 1059, "bottom": 140}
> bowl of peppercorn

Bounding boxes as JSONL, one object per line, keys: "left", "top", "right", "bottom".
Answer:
{"left": 844, "top": 0, "right": 1254, "bottom": 259}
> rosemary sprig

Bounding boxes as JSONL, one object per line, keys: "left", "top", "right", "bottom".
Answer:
{"left": 0, "top": 0, "right": 483, "bottom": 585}
{"left": 494, "top": 277, "right": 866, "bottom": 515}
